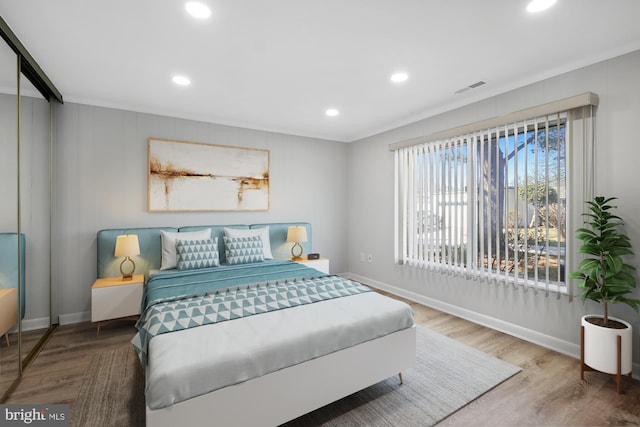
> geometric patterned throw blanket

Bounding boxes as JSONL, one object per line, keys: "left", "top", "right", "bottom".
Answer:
{"left": 131, "top": 275, "right": 371, "bottom": 367}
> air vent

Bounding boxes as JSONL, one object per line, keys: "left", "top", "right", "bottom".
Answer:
{"left": 454, "top": 80, "right": 487, "bottom": 94}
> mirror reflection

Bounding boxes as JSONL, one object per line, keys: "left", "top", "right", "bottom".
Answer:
{"left": 0, "top": 36, "right": 19, "bottom": 398}
{"left": 18, "top": 72, "right": 52, "bottom": 367}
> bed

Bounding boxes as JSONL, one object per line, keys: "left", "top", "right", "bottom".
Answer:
{"left": 97, "top": 222, "right": 416, "bottom": 427}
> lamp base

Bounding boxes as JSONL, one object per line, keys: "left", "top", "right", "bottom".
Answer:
{"left": 291, "top": 243, "right": 304, "bottom": 261}
{"left": 120, "top": 257, "right": 136, "bottom": 281}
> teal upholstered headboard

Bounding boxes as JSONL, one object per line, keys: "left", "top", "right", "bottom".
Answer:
{"left": 0, "top": 233, "right": 26, "bottom": 317}
{"left": 96, "top": 222, "right": 312, "bottom": 279}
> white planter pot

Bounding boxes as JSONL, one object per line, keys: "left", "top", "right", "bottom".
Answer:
{"left": 581, "top": 315, "right": 632, "bottom": 375}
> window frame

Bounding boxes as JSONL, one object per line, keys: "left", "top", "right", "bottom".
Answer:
{"left": 392, "top": 93, "right": 598, "bottom": 299}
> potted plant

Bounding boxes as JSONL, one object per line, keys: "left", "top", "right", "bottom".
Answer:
{"left": 569, "top": 196, "right": 639, "bottom": 392}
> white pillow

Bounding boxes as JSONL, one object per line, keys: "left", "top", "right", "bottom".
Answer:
{"left": 223, "top": 227, "right": 273, "bottom": 259}
{"left": 160, "top": 229, "right": 212, "bottom": 270}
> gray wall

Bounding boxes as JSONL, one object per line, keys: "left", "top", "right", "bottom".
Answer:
{"left": 346, "top": 49, "right": 640, "bottom": 368}
{"left": 53, "top": 104, "right": 348, "bottom": 321}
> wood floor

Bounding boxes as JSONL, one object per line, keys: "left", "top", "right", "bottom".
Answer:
{"left": 3, "top": 293, "right": 640, "bottom": 426}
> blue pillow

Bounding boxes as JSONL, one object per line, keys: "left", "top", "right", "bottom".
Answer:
{"left": 175, "top": 238, "right": 220, "bottom": 270}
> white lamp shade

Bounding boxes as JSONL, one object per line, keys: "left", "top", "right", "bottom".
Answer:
{"left": 286, "top": 226, "right": 308, "bottom": 243}
{"left": 114, "top": 234, "right": 140, "bottom": 257}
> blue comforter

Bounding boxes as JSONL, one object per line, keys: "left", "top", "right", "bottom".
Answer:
{"left": 140, "top": 259, "right": 326, "bottom": 311}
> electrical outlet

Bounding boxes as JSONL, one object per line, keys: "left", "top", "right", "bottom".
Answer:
{"left": 367, "top": 253, "right": 373, "bottom": 263}
{"left": 359, "top": 252, "right": 366, "bottom": 262}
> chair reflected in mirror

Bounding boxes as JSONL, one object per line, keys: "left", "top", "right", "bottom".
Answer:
{"left": 0, "top": 233, "right": 25, "bottom": 346}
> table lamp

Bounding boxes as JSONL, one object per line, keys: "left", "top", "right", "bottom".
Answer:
{"left": 286, "top": 226, "right": 308, "bottom": 261}
{"left": 114, "top": 234, "right": 140, "bottom": 280}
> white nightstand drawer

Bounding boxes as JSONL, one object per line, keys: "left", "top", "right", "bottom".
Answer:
{"left": 91, "top": 275, "right": 144, "bottom": 323}
{"left": 295, "top": 258, "right": 330, "bottom": 274}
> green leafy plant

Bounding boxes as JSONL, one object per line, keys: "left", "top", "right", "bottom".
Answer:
{"left": 569, "top": 196, "right": 640, "bottom": 326}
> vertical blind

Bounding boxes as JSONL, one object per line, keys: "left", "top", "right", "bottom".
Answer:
{"left": 392, "top": 93, "right": 598, "bottom": 298}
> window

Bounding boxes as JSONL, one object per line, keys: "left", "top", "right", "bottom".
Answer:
{"left": 393, "top": 94, "right": 597, "bottom": 296}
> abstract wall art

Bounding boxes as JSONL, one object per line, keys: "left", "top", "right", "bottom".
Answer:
{"left": 148, "top": 138, "right": 270, "bottom": 212}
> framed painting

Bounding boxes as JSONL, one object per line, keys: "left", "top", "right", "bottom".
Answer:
{"left": 148, "top": 138, "right": 270, "bottom": 212}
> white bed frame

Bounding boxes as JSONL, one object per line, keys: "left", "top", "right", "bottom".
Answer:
{"left": 146, "top": 325, "right": 416, "bottom": 427}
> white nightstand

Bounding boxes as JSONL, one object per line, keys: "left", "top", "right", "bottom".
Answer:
{"left": 295, "top": 257, "right": 330, "bottom": 274}
{"left": 91, "top": 274, "right": 144, "bottom": 335}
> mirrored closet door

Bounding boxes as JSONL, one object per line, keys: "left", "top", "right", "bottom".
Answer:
{"left": 18, "top": 68, "right": 53, "bottom": 369}
{"left": 0, "top": 31, "right": 19, "bottom": 401}
{"left": 0, "top": 16, "right": 62, "bottom": 401}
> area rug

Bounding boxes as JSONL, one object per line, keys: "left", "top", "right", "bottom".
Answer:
{"left": 70, "top": 346, "right": 145, "bottom": 427}
{"left": 71, "top": 327, "right": 521, "bottom": 427}
{"left": 283, "top": 326, "right": 522, "bottom": 426}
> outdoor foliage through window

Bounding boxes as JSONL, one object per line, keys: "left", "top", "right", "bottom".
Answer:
{"left": 395, "top": 114, "right": 567, "bottom": 291}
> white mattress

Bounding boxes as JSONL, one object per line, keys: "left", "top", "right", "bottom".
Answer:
{"left": 145, "top": 291, "right": 414, "bottom": 410}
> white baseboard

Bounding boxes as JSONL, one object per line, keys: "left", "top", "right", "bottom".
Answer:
{"left": 8, "top": 312, "right": 89, "bottom": 332}
{"left": 342, "top": 272, "right": 640, "bottom": 379}
{"left": 58, "top": 311, "right": 90, "bottom": 325}
{"left": 22, "top": 317, "right": 51, "bottom": 331}
{"left": 8, "top": 316, "right": 51, "bottom": 333}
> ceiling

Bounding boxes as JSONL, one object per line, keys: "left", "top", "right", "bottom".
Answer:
{"left": 2, "top": 0, "right": 640, "bottom": 142}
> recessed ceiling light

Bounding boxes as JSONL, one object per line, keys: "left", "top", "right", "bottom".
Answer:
{"left": 185, "top": 2, "right": 211, "bottom": 19}
{"left": 391, "top": 72, "right": 409, "bottom": 83}
{"left": 526, "top": 0, "right": 556, "bottom": 13}
{"left": 325, "top": 108, "right": 339, "bottom": 117}
{"left": 172, "top": 75, "right": 191, "bottom": 86}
